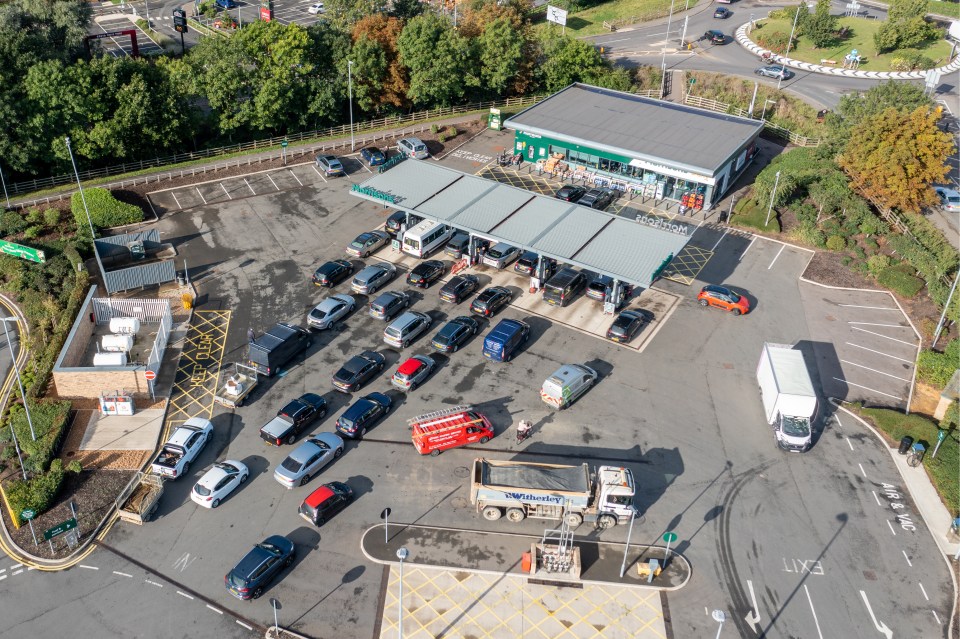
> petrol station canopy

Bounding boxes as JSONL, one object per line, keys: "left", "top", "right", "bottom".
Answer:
{"left": 349, "top": 159, "right": 691, "bottom": 289}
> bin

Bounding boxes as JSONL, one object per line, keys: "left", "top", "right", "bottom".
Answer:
{"left": 176, "top": 271, "right": 187, "bottom": 287}
{"left": 898, "top": 435, "right": 914, "bottom": 455}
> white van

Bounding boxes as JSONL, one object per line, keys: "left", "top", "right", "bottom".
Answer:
{"left": 402, "top": 219, "right": 453, "bottom": 258}
{"left": 540, "top": 364, "right": 598, "bottom": 409}
{"left": 397, "top": 137, "right": 429, "bottom": 160}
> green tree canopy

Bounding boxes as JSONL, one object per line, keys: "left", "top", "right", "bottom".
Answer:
{"left": 537, "top": 32, "right": 605, "bottom": 92}
{"left": 476, "top": 16, "right": 524, "bottom": 98}
{"left": 397, "top": 13, "right": 473, "bottom": 106}
{"left": 805, "top": 0, "right": 837, "bottom": 48}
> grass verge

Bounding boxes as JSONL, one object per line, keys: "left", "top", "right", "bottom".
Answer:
{"left": 731, "top": 197, "right": 781, "bottom": 233}
{"left": 548, "top": 0, "right": 698, "bottom": 37}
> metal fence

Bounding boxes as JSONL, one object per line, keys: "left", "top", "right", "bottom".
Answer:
{"left": 7, "top": 95, "right": 545, "bottom": 199}
{"left": 684, "top": 95, "right": 822, "bottom": 147}
{"left": 92, "top": 297, "right": 171, "bottom": 324}
{"left": 103, "top": 261, "right": 177, "bottom": 294}
{"left": 145, "top": 303, "right": 173, "bottom": 378}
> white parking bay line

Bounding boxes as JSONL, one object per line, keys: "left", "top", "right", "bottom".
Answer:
{"left": 220, "top": 183, "right": 233, "bottom": 200}
{"left": 195, "top": 187, "right": 207, "bottom": 205}
{"left": 206, "top": 605, "right": 223, "bottom": 614}
{"left": 838, "top": 304, "right": 900, "bottom": 311}
{"left": 311, "top": 164, "right": 328, "bottom": 182}
{"left": 846, "top": 342, "right": 914, "bottom": 363}
{"left": 710, "top": 230, "right": 727, "bottom": 251}
{"left": 243, "top": 178, "right": 256, "bottom": 196}
{"left": 919, "top": 582, "right": 929, "bottom": 601}
{"left": 739, "top": 236, "right": 756, "bottom": 261}
{"left": 79, "top": 565, "right": 99, "bottom": 570}
{"left": 902, "top": 550, "right": 913, "bottom": 566}
{"left": 177, "top": 591, "right": 194, "bottom": 600}
{"left": 289, "top": 169, "right": 304, "bottom": 186}
{"left": 171, "top": 191, "right": 183, "bottom": 209}
{"left": 833, "top": 377, "right": 903, "bottom": 400}
{"left": 113, "top": 571, "right": 132, "bottom": 578}
{"left": 266, "top": 173, "right": 280, "bottom": 191}
{"left": 887, "top": 520, "right": 897, "bottom": 535}
{"left": 767, "top": 244, "right": 786, "bottom": 269}
{"left": 840, "top": 359, "right": 911, "bottom": 382}
{"left": 236, "top": 621, "right": 253, "bottom": 630}
{"left": 804, "top": 585, "right": 825, "bottom": 639}
{"left": 848, "top": 322, "right": 905, "bottom": 328}
{"left": 12, "top": 569, "right": 23, "bottom": 576}
{"left": 0, "top": 575, "right": 6, "bottom": 581}
{"left": 850, "top": 326, "right": 916, "bottom": 346}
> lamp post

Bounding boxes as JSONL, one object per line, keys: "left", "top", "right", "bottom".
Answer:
{"left": 347, "top": 60, "right": 355, "bottom": 151}
{"left": 659, "top": 0, "right": 676, "bottom": 97}
{"left": 712, "top": 610, "right": 726, "bottom": 638}
{"left": 764, "top": 170, "right": 781, "bottom": 228}
{"left": 778, "top": 6, "right": 802, "bottom": 90}
{"left": 760, "top": 98, "right": 776, "bottom": 122}
{"left": 65, "top": 136, "right": 107, "bottom": 287}
{"left": 619, "top": 508, "right": 637, "bottom": 577}
{"left": 396, "top": 547, "right": 409, "bottom": 639}
{"left": 2, "top": 317, "right": 35, "bottom": 442}
{"left": 0, "top": 162, "right": 10, "bottom": 210}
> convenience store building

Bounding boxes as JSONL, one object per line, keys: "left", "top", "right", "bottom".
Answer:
{"left": 504, "top": 83, "right": 764, "bottom": 210}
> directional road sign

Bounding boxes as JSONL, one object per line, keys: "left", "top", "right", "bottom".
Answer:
{"left": 21, "top": 509, "right": 35, "bottom": 521}
{"left": 0, "top": 240, "right": 45, "bottom": 263}
{"left": 43, "top": 518, "right": 77, "bottom": 541}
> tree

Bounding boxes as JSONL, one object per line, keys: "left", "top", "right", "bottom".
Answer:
{"left": 585, "top": 65, "right": 633, "bottom": 92}
{"left": 324, "top": 0, "right": 388, "bottom": 30}
{"left": 822, "top": 81, "right": 932, "bottom": 156}
{"left": 537, "top": 33, "right": 604, "bottom": 92}
{"left": 348, "top": 35, "right": 388, "bottom": 112}
{"left": 397, "top": 13, "right": 473, "bottom": 106}
{"left": 352, "top": 15, "right": 408, "bottom": 110}
{"left": 838, "top": 106, "right": 955, "bottom": 214}
{"left": 873, "top": 0, "right": 941, "bottom": 53}
{"left": 390, "top": 0, "right": 423, "bottom": 20}
{"left": 804, "top": 0, "right": 837, "bottom": 48}
{"left": 888, "top": 0, "right": 926, "bottom": 22}
{"left": 476, "top": 17, "right": 524, "bottom": 98}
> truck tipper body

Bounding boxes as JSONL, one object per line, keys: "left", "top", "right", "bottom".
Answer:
{"left": 757, "top": 342, "right": 818, "bottom": 452}
{"left": 470, "top": 458, "right": 636, "bottom": 528}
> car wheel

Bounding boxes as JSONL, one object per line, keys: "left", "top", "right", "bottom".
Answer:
{"left": 182, "top": 461, "right": 190, "bottom": 476}
{"left": 378, "top": 363, "right": 384, "bottom": 371}
{"left": 286, "top": 434, "right": 296, "bottom": 445}
{"left": 211, "top": 498, "right": 220, "bottom": 508}
{"left": 732, "top": 308, "right": 742, "bottom": 316}
{"left": 334, "top": 447, "right": 343, "bottom": 458}
{"left": 401, "top": 340, "right": 409, "bottom": 348}
{"left": 699, "top": 299, "right": 709, "bottom": 307}
{"left": 359, "top": 427, "right": 367, "bottom": 438}
{"left": 369, "top": 286, "right": 377, "bottom": 295}
{"left": 430, "top": 448, "right": 441, "bottom": 457}
{"left": 252, "top": 587, "right": 264, "bottom": 599}
{"left": 479, "top": 436, "right": 489, "bottom": 444}
{"left": 240, "top": 473, "right": 248, "bottom": 483}
{"left": 284, "top": 555, "right": 294, "bottom": 568}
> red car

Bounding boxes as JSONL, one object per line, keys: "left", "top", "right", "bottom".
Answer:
{"left": 697, "top": 285, "right": 750, "bottom": 315}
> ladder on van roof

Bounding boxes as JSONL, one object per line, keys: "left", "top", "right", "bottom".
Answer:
{"left": 408, "top": 405, "right": 478, "bottom": 430}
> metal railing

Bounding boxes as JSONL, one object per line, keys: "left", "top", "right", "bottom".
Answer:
{"left": 602, "top": 4, "right": 676, "bottom": 31}
{"left": 7, "top": 94, "right": 545, "bottom": 201}
{"left": 684, "top": 94, "right": 823, "bottom": 147}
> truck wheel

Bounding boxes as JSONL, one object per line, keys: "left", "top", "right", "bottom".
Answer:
{"left": 430, "top": 448, "right": 441, "bottom": 457}
{"left": 182, "top": 462, "right": 190, "bottom": 476}
{"left": 286, "top": 434, "right": 296, "bottom": 445}
{"left": 597, "top": 514, "right": 617, "bottom": 529}
{"left": 482, "top": 506, "right": 502, "bottom": 521}
{"left": 479, "top": 436, "right": 489, "bottom": 444}
{"left": 564, "top": 513, "right": 583, "bottom": 527}
{"left": 506, "top": 508, "right": 526, "bottom": 523}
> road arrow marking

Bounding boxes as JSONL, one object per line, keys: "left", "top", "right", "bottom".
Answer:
{"left": 860, "top": 590, "right": 893, "bottom": 639}
{"left": 745, "top": 580, "right": 761, "bottom": 633}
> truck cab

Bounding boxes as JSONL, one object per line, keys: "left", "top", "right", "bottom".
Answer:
{"left": 151, "top": 417, "right": 214, "bottom": 479}
{"left": 591, "top": 466, "right": 637, "bottom": 526}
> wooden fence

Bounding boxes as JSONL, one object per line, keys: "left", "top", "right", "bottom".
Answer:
{"left": 683, "top": 94, "right": 823, "bottom": 147}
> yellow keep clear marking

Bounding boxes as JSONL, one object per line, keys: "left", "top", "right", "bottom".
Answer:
{"left": 163, "top": 310, "right": 230, "bottom": 437}
{"left": 662, "top": 245, "right": 714, "bottom": 286}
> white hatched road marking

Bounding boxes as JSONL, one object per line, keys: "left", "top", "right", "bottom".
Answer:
{"left": 840, "top": 359, "right": 912, "bottom": 382}
{"left": 195, "top": 186, "right": 207, "bottom": 204}
{"left": 833, "top": 377, "right": 903, "bottom": 400}
{"left": 846, "top": 342, "right": 914, "bottom": 363}
{"left": 768, "top": 244, "right": 786, "bottom": 269}
{"left": 850, "top": 326, "right": 916, "bottom": 346}
{"left": 12, "top": 569, "right": 23, "bottom": 576}
{"left": 0, "top": 575, "right": 6, "bottom": 581}
{"left": 220, "top": 183, "right": 233, "bottom": 200}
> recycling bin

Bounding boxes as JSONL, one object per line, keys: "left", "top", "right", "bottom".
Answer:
{"left": 898, "top": 435, "right": 914, "bottom": 455}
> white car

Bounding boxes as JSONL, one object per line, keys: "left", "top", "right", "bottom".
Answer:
{"left": 307, "top": 2, "right": 325, "bottom": 14}
{"left": 190, "top": 460, "right": 249, "bottom": 508}
{"left": 308, "top": 294, "right": 356, "bottom": 330}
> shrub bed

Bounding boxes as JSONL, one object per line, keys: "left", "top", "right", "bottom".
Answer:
{"left": 5, "top": 460, "right": 66, "bottom": 526}
{"left": 916, "top": 339, "right": 959, "bottom": 388}
{"left": 71, "top": 188, "right": 144, "bottom": 232}
{"left": 876, "top": 263, "right": 925, "bottom": 299}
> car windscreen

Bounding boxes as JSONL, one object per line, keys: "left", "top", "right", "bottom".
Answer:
{"left": 281, "top": 458, "right": 303, "bottom": 473}
{"left": 195, "top": 483, "right": 212, "bottom": 496}
{"left": 781, "top": 416, "right": 810, "bottom": 437}
{"left": 487, "top": 247, "right": 505, "bottom": 259}
{"left": 385, "top": 327, "right": 402, "bottom": 338}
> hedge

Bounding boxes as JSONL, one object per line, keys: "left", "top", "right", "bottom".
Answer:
{"left": 5, "top": 460, "right": 65, "bottom": 527}
{"left": 25, "top": 272, "right": 90, "bottom": 398}
{"left": 916, "top": 338, "right": 959, "bottom": 388}
{"left": 6, "top": 399, "right": 71, "bottom": 474}
{"left": 876, "top": 264, "right": 924, "bottom": 299}
{"left": 71, "top": 188, "right": 143, "bottom": 232}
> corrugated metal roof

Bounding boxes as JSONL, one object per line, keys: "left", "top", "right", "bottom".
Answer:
{"left": 350, "top": 160, "right": 690, "bottom": 288}
{"left": 505, "top": 83, "right": 763, "bottom": 175}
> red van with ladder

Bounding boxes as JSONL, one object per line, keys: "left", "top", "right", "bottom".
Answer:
{"left": 410, "top": 405, "right": 495, "bottom": 456}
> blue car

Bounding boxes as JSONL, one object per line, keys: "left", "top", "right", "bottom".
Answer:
{"left": 335, "top": 392, "right": 392, "bottom": 439}
{"left": 224, "top": 535, "right": 295, "bottom": 600}
{"left": 360, "top": 147, "right": 386, "bottom": 166}
{"left": 215, "top": 0, "right": 237, "bottom": 8}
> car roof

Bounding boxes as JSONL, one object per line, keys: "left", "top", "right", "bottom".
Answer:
{"left": 389, "top": 311, "right": 425, "bottom": 328}
{"left": 303, "top": 484, "right": 335, "bottom": 508}
{"left": 373, "top": 290, "right": 403, "bottom": 303}
{"left": 397, "top": 357, "right": 427, "bottom": 376}
{"left": 703, "top": 284, "right": 731, "bottom": 294}
{"left": 357, "top": 264, "right": 389, "bottom": 278}
{"left": 287, "top": 439, "right": 325, "bottom": 463}
{"left": 197, "top": 464, "right": 230, "bottom": 488}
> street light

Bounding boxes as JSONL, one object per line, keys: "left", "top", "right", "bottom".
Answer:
{"left": 778, "top": 6, "right": 802, "bottom": 90}
{"left": 619, "top": 507, "right": 637, "bottom": 577}
{"left": 764, "top": 170, "right": 782, "bottom": 228}
{"left": 396, "top": 547, "right": 409, "bottom": 639}
{"left": 347, "top": 60, "right": 355, "bottom": 151}
{"left": 659, "top": 0, "right": 676, "bottom": 97}
{"left": 65, "top": 136, "right": 107, "bottom": 287}
{"left": 712, "top": 610, "right": 726, "bottom": 638}
{"left": 760, "top": 98, "right": 777, "bottom": 122}
{"left": 2, "top": 317, "right": 35, "bottom": 442}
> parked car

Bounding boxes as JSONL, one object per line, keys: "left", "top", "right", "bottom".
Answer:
{"left": 481, "top": 243, "right": 521, "bottom": 269}
{"left": 151, "top": 418, "right": 213, "bottom": 480}
{"left": 586, "top": 275, "right": 612, "bottom": 302}
{"left": 335, "top": 392, "right": 392, "bottom": 439}
{"left": 514, "top": 251, "right": 539, "bottom": 275}
{"left": 606, "top": 309, "right": 653, "bottom": 343}
{"left": 482, "top": 319, "right": 530, "bottom": 362}
{"left": 391, "top": 355, "right": 436, "bottom": 391}
{"left": 346, "top": 230, "right": 389, "bottom": 258}
{"left": 369, "top": 290, "right": 411, "bottom": 321}
{"left": 332, "top": 350, "right": 386, "bottom": 392}
{"left": 935, "top": 186, "right": 960, "bottom": 212}
{"left": 578, "top": 188, "right": 615, "bottom": 210}
{"left": 215, "top": 0, "right": 236, "bottom": 8}
{"left": 299, "top": 482, "right": 353, "bottom": 527}
{"left": 306, "top": 1, "right": 325, "bottom": 13}
{"left": 385, "top": 211, "right": 422, "bottom": 236}
{"left": 439, "top": 274, "right": 479, "bottom": 304}
{"left": 755, "top": 64, "right": 793, "bottom": 80}
{"left": 351, "top": 263, "right": 396, "bottom": 295}
{"left": 697, "top": 284, "right": 750, "bottom": 315}
{"left": 225, "top": 535, "right": 295, "bottom": 600}
{"left": 260, "top": 393, "right": 328, "bottom": 446}
{"left": 360, "top": 147, "right": 386, "bottom": 166}
{"left": 190, "top": 460, "right": 249, "bottom": 509}
{"left": 273, "top": 432, "right": 344, "bottom": 488}
{"left": 555, "top": 185, "right": 587, "bottom": 202}
{"left": 315, "top": 154, "right": 345, "bottom": 176}
{"left": 397, "top": 137, "right": 429, "bottom": 159}
{"left": 470, "top": 286, "right": 513, "bottom": 317}
{"left": 540, "top": 364, "right": 598, "bottom": 410}
{"left": 445, "top": 232, "right": 471, "bottom": 259}
{"left": 384, "top": 311, "right": 432, "bottom": 348}
{"left": 543, "top": 268, "right": 588, "bottom": 307}
{"left": 431, "top": 316, "right": 480, "bottom": 353}
{"left": 312, "top": 259, "right": 353, "bottom": 287}
{"left": 704, "top": 30, "right": 727, "bottom": 44}
{"left": 407, "top": 260, "right": 445, "bottom": 288}
{"left": 713, "top": 6, "right": 730, "bottom": 18}
{"left": 307, "top": 294, "right": 355, "bottom": 330}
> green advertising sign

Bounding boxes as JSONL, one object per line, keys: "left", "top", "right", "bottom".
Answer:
{"left": 0, "top": 239, "right": 45, "bottom": 264}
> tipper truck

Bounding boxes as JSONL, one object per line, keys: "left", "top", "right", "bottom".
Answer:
{"left": 757, "top": 342, "right": 818, "bottom": 452}
{"left": 470, "top": 458, "right": 636, "bottom": 529}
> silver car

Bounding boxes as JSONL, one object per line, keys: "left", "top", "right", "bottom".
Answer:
{"left": 383, "top": 311, "right": 432, "bottom": 349}
{"left": 481, "top": 243, "right": 521, "bottom": 269}
{"left": 273, "top": 432, "right": 344, "bottom": 488}
{"left": 351, "top": 263, "right": 396, "bottom": 295}
{"left": 346, "top": 230, "right": 389, "bottom": 258}
{"left": 307, "top": 294, "right": 356, "bottom": 330}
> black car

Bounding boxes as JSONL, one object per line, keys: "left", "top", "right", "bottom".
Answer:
{"left": 431, "top": 316, "right": 480, "bottom": 352}
{"left": 439, "top": 274, "right": 479, "bottom": 304}
{"left": 385, "top": 211, "right": 423, "bottom": 236}
{"left": 369, "top": 291, "right": 411, "bottom": 321}
{"left": 713, "top": 6, "right": 730, "bottom": 18}
{"left": 224, "top": 535, "right": 295, "bottom": 600}
{"left": 606, "top": 309, "right": 653, "bottom": 344}
{"left": 470, "top": 286, "right": 513, "bottom": 317}
{"left": 578, "top": 188, "right": 615, "bottom": 210}
{"left": 335, "top": 392, "right": 392, "bottom": 439}
{"left": 555, "top": 185, "right": 587, "bottom": 202}
{"left": 407, "top": 260, "right": 445, "bottom": 288}
{"left": 704, "top": 30, "right": 726, "bottom": 44}
{"left": 299, "top": 482, "right": 353, "bottom": 527}
{"left": 312, "top": 260, "right": 354, "bottom": 287}
{"left": 259, "top": 393, "right": 328, "bottom": 446}
{"left": 332, "top": 350, "right": 386, "bottom": 393}
{"left": 360, "top": 147, "right": 386, "bottom": 166}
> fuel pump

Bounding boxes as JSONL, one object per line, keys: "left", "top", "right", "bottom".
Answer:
{"left": 605, "top": 280, "right": 624, "bottom": 314}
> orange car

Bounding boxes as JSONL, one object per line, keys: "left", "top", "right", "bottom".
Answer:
{"left": 697, "top": 285, "right": 750, "bottom": 315}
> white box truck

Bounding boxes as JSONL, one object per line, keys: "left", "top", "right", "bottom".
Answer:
{"left": 757, "top": 343, "right": 817, "bottom": 452}
{"left": 470, "top": 458, "right": 636, "bottom": 529}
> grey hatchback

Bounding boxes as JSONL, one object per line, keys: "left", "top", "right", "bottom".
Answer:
{"left": 369, "top": 290, "right": 411, "bottom": 320}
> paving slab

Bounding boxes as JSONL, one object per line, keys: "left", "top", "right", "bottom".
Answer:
{"left": 78, "top": 408, "right": 165, "bottom": 450}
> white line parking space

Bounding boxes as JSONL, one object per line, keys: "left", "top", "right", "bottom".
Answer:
{"left": 800, "top": 283, "right": 919, "bottom": 407}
